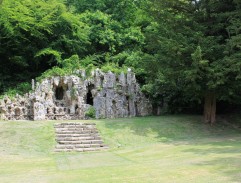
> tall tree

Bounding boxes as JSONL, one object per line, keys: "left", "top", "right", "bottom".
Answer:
{"left": 0, "top": 0, "right": 89, "bottom": 93}
{"left": 142, "top": 0, "right": 241, "bottom": 123}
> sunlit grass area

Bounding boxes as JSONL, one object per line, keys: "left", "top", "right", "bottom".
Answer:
{"left": 0, "top": 115, "right": 241, "bottom": 183}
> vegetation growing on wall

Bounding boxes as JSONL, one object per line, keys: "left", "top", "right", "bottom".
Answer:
{"left": 85, "top": 106, "right": 96, "bottom": 118}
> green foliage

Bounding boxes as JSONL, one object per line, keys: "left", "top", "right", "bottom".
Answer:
{"left": 85, "top": 64, "right": 96, "bottom": 77}
{"left": 0, "top": 82, "right": 31, "bottom": 99}
{"left": 80, "top": 10, "right": 121, "bottom": 53}
{"left": 97, "top": 86, "right": 102, "bottom": 91}
{"left": 35, "top": 48, "right": 62, "bottom": 64}
{"left": 1, "top": 0, "right": 241, "bottom": 115}
{"left": 101, "top": 62, "right": 127, "bottom": 74}
{"left": 61, "top": 55, "right": 80, "bottom": 71}
{"left": 140, "top": 0, "right": 241, "bottom": 113}
{"left": 0, "top": 0, "right": 89, "bottom": 93}
{"left": 70, "top": 87, "right": 77, "bottom": 100}
{"left": 85, "top": 106, "right": 96, "bottom": 118}
{"left": 80, "top": 55, "right": 99, "bottom": 67}
{"left": 36, "top": 67, "right": 72, "bottom": 81}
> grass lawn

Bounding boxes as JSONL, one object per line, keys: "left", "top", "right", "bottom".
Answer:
{"left": 0, "top": 115, "right": 241, "bottom": 183}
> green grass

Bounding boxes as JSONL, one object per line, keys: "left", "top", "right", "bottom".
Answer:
{"left": 0, "top": 115, "right": 241, "bottom": 183}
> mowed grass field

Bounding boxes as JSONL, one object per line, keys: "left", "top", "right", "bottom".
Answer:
{"left": 0, "top": 115, "right": 241, "bottom": 183}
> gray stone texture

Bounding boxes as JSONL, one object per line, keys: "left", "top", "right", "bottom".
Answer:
{"left": 0, "top": 69, "right": 152, "bottom": 120}
{"left": 54, "top": 122, "right": 108, "bottom": 152}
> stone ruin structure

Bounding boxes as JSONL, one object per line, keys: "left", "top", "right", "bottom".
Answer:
{"left": 0, "top": 69, "right": 152, "bottom": 120}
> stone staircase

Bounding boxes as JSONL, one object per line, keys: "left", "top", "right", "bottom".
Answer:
{"left": 54, "top": 122, "right": 108, "bottom": 152}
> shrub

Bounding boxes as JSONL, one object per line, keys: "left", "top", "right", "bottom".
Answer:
{"left": 0, "top": 82, "right": 32, "bottom": 99}
{"left": 101, "top": 62, "right": 127, "bottom": 74}
{"left": 85, "top": 106, "right": 96, "bottom": 118}
{"left": 36, "top": 67, "right": 72, "bottom": 81}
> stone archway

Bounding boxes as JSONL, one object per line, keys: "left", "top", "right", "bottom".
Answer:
{"left": 55, "top": 86, "right": 64, "bottom": 100}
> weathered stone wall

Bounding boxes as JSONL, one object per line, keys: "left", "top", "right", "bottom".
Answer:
{"left": 0, "top": 69, "right": 152, "bottom": 120}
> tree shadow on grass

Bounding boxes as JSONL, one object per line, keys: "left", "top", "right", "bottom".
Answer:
{"left": 101, "top": 115, "right": 241, "bottom": 144}
{"left": 182, "top": 144, "right": 241, "bottom": 182}
{"left": 101, "top": 115, "right": 241, "bottom": 182}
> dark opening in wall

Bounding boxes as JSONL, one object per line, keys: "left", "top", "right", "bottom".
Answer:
{"left": 15, "top": 108, "right": 21, "bottom": 116}
{"left": 126, "top": 96, "right": 130, "bottom": 115}
{"left": 135, "top": 102, "right": 139, "bottom": 116}
{"left": 75, "top": 104, "right": 79, "bottom": 114}
{"left": 56, "top": 86, "right": 64, "bottom": 100}
{"left": 87, "top": 89, "right": 93, "bottom": 105}
{"left": 8, "top": 106, "right": 11, "bottom": 113}
{"left": 86, "top": 84, "right": 94, "bottom": 105}
{"left": 112, "top": 100, "right": 117, "bottom": 117}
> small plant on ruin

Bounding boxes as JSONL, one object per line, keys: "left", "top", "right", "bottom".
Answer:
{"left": 97, "top": 87, "right": 102, "bottom": 91}
{"left": 0, "top": 82, "right": 32, "bottom": 99}
{"left": 70, "top": 88, "right": 78, "bottom": 100}
{"left": 101, "top": 63, "right": 127, "bottom": 74}
{"left": 85, "top": 106, "right": 96, "bottom": 118}
{"left": 36, "top": 67, "right": 72, "bottom": 81}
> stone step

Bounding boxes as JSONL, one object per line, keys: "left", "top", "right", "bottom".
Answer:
{"left": 54, "top": 124, "right": 94, "bottom": 126}
{"left": 55, "top": 128, "right": 96, "bottom": 132}
{"left": 55, "top": 126, "right": 96, "bottom": 129}
{"left": 75, "top": 147, "right": 109, "bottom": 152}
{"left": 55, "top": 149, "right": 73, "bottom": 152}
{"left": 56, "top": 136, "right": 102, "bottom": 141}
{"left": 58, "top": 140, "right": 103, "bottom": 145}
{"left": 55, "top": 130, "right": 98, "bottom": 134}
{"left": 55, "top": 127, "right": 95, "bottom": 130}
{"left": 56, "top": 144, "right": 75, "bottom": 149}
{"left": 56, "top": 129, "right": 93, "bottom": 132}
{"left": 54, "top": 123, "right": 93, "bottom": 125}
{"left": 86, "top": 140, "right": 103, "bottom": 144}
{"left": 54, "top": 123, "right": 108, "bottom": 152}
{"left": 56, "top": 144, "right": 107, "bottom": 149}
{"left": 55, "top": 146, "right": 108, "bottom": 152}
{"left": 75, "top": 144, "right": 105, "bottom": 148}
{"left": 56, "top": 134, "right": 100, "bottom": 138}
{"left": 54, "top": 124, "right": 96, "bottom": 128}
{"left": 55, "top": 129, "right": 97, "bottom": 132}
{"left": 55, "top": 131, "right": 99, "bottom": 135}
{"left": 55, "top": 127, "right": 95, "bottom": 131}
{"left": 55, "top": 127, "right": 96, "bottom": 130}
{"left": 55, "top": 132, "right": 98, "bottom": 135}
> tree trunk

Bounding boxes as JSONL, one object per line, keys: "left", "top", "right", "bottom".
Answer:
{"left": 204, "top": 91, "right": 216, "bottom": 124}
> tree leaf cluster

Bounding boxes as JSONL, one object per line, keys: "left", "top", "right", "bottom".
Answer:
{"left": 0, "top": 0, "right": 241, "bottom": 116}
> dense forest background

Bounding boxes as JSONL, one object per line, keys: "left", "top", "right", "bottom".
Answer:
{"left": 0, "top": 0, "right": 241, "bottom": 122}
